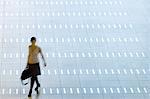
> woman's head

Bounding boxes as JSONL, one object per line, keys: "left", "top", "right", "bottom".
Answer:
{"left": 30, "top": 37, "right": 36, "bottom": 45}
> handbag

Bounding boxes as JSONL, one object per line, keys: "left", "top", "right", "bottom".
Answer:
{"left": 20, "top": 67, "right": 31, "bottom": 85}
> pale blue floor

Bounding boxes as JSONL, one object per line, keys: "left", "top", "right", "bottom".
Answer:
{"left": 0, "top": 0, "right": 150, "bottom": 99}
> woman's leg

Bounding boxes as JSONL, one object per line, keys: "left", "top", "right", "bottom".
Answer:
{"left": 35, "top": 76, "right": 40, "bottom": 95}
{"left": 28, "top": 77, "right": 36, "bottom": 97}
{"left": 35, "top": 76, "right": 40, "bottom": 86}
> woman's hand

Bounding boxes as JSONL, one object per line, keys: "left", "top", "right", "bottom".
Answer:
{"left": 39, "top": 48, "right": 46, "bottom": 67}
{"left": 26, "top": 63, "right": 29, "bottom": 69}
{"left": 44, "top": 62, "right": 47, "bottom": 67}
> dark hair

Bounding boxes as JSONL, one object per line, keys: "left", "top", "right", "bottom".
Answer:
{"left": 31, "top": 37, "right": 36, "bottom": 42}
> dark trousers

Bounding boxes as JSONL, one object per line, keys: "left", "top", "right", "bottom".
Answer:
{"left": 29, "top": 76, "right": 40, "bottom": 95}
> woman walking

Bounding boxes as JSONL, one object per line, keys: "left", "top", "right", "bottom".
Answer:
{"left": 27, "top": 37, "right": 47, "bottom": 97}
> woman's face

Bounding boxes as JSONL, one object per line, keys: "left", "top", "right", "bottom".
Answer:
{"left": 31, "top": 40, "right": 36, "bottom": 45}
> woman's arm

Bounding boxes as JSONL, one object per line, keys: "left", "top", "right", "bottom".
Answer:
{"left": 27, "top": 55, "right": 29, "bottom": 64}
{"left": 39, "top": 47, "right": 47, "bottom": 66}
{"left": 26, "top": 46, "right": 30, "bottom": 68}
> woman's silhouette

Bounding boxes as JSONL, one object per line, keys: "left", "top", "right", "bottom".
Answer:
{"left": 27, "top": 37, "right": 46, "bottom": 97}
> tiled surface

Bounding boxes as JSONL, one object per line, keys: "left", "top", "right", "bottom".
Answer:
{"left": 0, "top": 0, "right": 150, "bottom": 99}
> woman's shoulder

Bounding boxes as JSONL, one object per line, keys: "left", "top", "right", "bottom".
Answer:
{"left": 28, "top": 45, "right": 39, "bottom": 48}
{"left": 28, "top": 45, "right": 40, "bottom": 50}
{"left": 35, "top": 45, "right": 41, "bottom": 50}
{"left": 36, "top": 45, "right": 40, "bottom": 48}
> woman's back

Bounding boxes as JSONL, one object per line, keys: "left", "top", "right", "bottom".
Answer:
{"left": 28, "top": 45, "right": 41, "bottom": 64}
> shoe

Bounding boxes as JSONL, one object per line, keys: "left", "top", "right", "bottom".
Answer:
{"left": 35, "top": 89, "right": 39, "bottom": 94}
{"left": 35, "top": 83, "right": 40, "bottom": 91}
{"left": 35, "top": 84, "right": 40, "bottom": 94}
{"left": 28, "top": 94, "right": 31, "bottom": 97}
{"left": 35, "top": 88, "right": 39, "bottom": 94}
{"left": 28, "top": 89, "right": 32, "bottom": 97}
